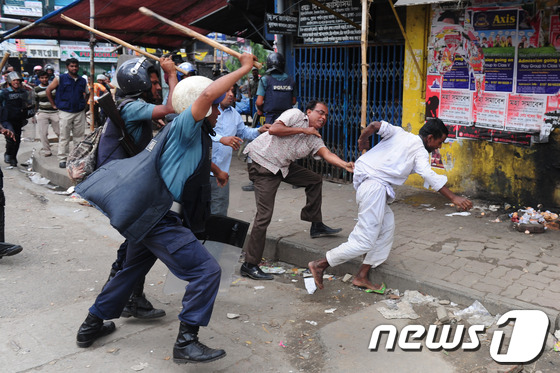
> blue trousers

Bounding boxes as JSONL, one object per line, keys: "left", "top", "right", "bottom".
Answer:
{"left": 90, "top": 211, "right": 221, "bottom": 326}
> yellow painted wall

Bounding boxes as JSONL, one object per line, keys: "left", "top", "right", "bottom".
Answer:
{"left": 401, "top": 6, "right": 560, "bottom": 207}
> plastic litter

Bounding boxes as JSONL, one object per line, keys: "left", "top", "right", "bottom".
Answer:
{"left": 402, "top": 290, "right": 436, "bottom": 305}
{"left": 29, "top": 173, "right": 50, "bottom": 185}
{"left": 227, "top": 313, "right": 240, "bottom": 319}
{"left": 254, "top": 286, "right": 265, "bottom": 290}
{"left": 377, "top": 300, "right": 419, "bottom": 320}
{"left": 324, "top": 308, "right": 337, "bottom": 314}
{"left": 454, "top": 300, "right": 497, "bottom": 327}
{"left": 304, "top": 277, "right": 317, "bottom": 294}
{"left": 445, "top": 212, "right": 471, "bottom": 217}
{"left": 261, "top": 266, "right": 286, "bottom": 274}
{"left": 342, "top": 274, "right": 353, "bottom": 283}
{"left": 305, "top": 320, "right": 318, "bottom": 326}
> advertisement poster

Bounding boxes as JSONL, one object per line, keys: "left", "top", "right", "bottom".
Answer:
{"left": 439, "top": 90, "right": 472, "bottom": 126}
{"left": 505, "top": 94, "right": 547, "bottom": 132}
{"left": 426, "top": 2, "right": 560, "bottom": 145}
{"left": 472, "top": 91, "right": 507, "bottom": 129}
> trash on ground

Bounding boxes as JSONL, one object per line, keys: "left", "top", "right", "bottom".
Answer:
{"left": 342, "top": 274, "right": 353, "bottom": 282}
{"left": 54, "top": 186, "right": 75, "bottom": 195}
{"left": 554, "top": 340, "right": 560, "bottom": 352}
{"left": 510, "top": 206, "right": 560, "bottom": 233}
{"left": 304, "top": 277, "right": 317, "bottom": 294}
{"left": 377, "top": 300, "right": 419, "bottom": 320}
{"left": 425, "top": 207, "right": 436, "bottom": 211}
{"left": 29, "top": 173, "right": 50, "bottom": 185}
{"left": 279, "top": 341, "right": 286, "bottom": 347}
{"left": 261, "top": 266, "right": 286, "bottom": 274}
{"left": 437, "top": 305, "right": 450, "bottom": 323}
{"left": 445, "top": 212, "right": 471, "bottom": 217}
{"left": 253, "top": 286, "right": 265, "bottom": 290}
{"left": 324, "top": 308, "right": 337, "bottom": 314}
{"left": 64, "top": 193, "right": 90, "bottom": 206}
{"left": 454, "top": 300, "right": 497, "bottom": 327}
{"left": 402, "top": 290, "right": 436, "bottom": 305}
{"left": 488, "top": 205, "right": 500, "bottom": 212}
{"left": 305, "top": 320, "right": 318, "bottom": 326}
{"left": 227, "top": 313, "right": 240, "bottom": 319}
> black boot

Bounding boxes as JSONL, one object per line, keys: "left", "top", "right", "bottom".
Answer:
{"left": 173, "top": 322, "right": 226, "bottom": 364}
{"left": 76, "top": 312, "right": 116, "bottom": 348}
{"left": 121, "top": 279, "right": 166, "bottom": 319}
{"left": 121, "top": 293, "right": 166, "bottom": 319}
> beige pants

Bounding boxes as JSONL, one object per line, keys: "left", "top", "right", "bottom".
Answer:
{"left": 58, "top": 110, "right": 86, "bottom": 161}
{"left": 36, "top": 111, "right": 60, "bottom": 155}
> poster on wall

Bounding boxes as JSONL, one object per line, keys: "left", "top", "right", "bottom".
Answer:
{"left": 426, "top": 2, "right": 560, "bottom": 146}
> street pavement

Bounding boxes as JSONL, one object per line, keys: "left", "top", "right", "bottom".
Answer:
{"left": 20, "top": 124, "right": 560, "bottom": 326}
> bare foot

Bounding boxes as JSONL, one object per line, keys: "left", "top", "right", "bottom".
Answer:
{"left": 308, "top": 259, "right": 328, "bottom": 290}
{"left": 352, "top": 277, "right": 385, "bottom": 292}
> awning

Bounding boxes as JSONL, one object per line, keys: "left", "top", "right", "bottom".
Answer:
{"left": 394, "top": 0, "right": 457, "bottom": 6}
{"left": 0, "top": 0, "right": 241, "bottom": 50}
{"left": 191, "top": 0, "right": 274, "bottom": 48}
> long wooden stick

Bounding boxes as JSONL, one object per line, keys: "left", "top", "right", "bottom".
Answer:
{"left": 60, "top": 14, "right": 189, "bottom": 76}
{"left": 138, "top": 7, "right": 263, "bottom": 70}
{"left": 0, "top": 52, "right": 11, "bottom": 72}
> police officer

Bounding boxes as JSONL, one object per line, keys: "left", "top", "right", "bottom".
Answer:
{"left": 97, "top": 56, "right": 178, "bottom": 319}
{"left": 255, "top": 52, "right": 297, "bottom": 124}
{"left": 75, "top": 52, "right": 257, "bottom": 364}
{"left": 1, "top": 72, "right": 29, "bottom": 167}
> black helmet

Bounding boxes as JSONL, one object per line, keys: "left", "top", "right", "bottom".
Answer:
{"left": 116, "top": 57, "right": 153, "bottom": 96}
{"left": 266, "top": 52, "right": 285, "bottom": 74}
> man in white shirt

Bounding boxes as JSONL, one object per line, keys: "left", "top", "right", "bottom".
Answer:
{"left": 210, "top": 86, "right": 270, "bottom": 216}
{"left": 308, "top": 118, "right": 473, "bottom": 292}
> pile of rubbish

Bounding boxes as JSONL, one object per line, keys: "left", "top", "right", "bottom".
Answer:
{"left": 510, "top": 206, "right": 560, "bottom": 233}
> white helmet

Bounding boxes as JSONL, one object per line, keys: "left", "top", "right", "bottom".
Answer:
{"left": 6, "top": 71, "right": 22, "bottom": 83}
{"left": 172, "top": 76, "right": 214, "bottom": 116}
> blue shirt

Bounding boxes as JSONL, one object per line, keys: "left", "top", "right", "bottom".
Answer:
{"left": 120, "top": 99, "right": 155, "bottom": 144}
{"left": 159, "top": 107, "right": 203, "bottom": 201}
{"left": 211, "top": 105, "right": 260, "bottom": 174}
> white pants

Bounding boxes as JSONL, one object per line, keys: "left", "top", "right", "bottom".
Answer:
{"left": 326, "top": 179, "right": 395, "bottom": 268}
{"left": 58, "top": 110, "right": 86, "bottom": 161}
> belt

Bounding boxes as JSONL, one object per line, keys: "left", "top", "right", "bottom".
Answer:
{"left": 170, "top": 201, "right": 183, "bottom": 215}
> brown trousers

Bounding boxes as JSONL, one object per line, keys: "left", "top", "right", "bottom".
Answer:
{"left": 244, "top": 161, "right": 323, "bottom": 265}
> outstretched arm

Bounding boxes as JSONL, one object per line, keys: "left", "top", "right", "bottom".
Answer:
{"left": 438, "top": 185, "right": 473, "bottom": 211}
{"left": 268, "top": 120, "right": 321, "bottom": 137}
{"left": 316, "top": 147, "right": 354, "bottom": 173}
{"left": 191, "top": 53, "right": 256, "bottom": 122}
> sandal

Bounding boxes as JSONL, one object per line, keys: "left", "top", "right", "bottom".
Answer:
{"left": 364, "top": 282, "right": 386, "bottom": 294}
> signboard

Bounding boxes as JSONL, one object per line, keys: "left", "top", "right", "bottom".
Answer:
{"left": 3, "top": 0, "right": 42, "bottom": 17}
{"left": 60, "top": 44, "right": 119, "bottom": 63}
{"left": 27, "top": 44, "right": 61, "bottom": 59}
{"left": 266, "top": 13, "right": 298, "bottom": 35}
{"left": 299, "top": 0, "right": 362, "bottom": 44}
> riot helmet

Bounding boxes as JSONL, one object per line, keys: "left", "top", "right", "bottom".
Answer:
{"left": 44, "top": 64, "right": 55, "bottom": 72}
{"left": 6, "top": 71, "right": 22, "bottom": 83}
{"left": 116, "top": 57, "right": 153, "bottom": 96}
{"left": 266, "top": 52, "right": 285, "bottom": 74}
{"left": 177, "top": 62, "right": 196, "bottom": 80}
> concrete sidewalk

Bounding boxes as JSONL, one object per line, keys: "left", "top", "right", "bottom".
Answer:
{"left": 20, "top": 128, "right": 560, "bottom": 325}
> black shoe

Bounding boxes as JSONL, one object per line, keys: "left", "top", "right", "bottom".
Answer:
{"left": 173, "top": 322, "right": 226, "bottom": 364}
{"left": 121, "top": 294, "right": 166, "bottom": 319}
{"left": 241, "top": 182, "right": 254, "bottom": 192}
{"left": 76, "top": 312, "right": 116, "bottom": 348}
{"left": 240, "top": 262, "right": 273, "bottom": 280}
{"left": 310, "top": 222, "right": 342, "bottom": 239}
{"left": 9, "top": 158, "right": 17, "bottom": 167}
{"left": 59, "top": 161, "right": 66, "bottom": 168}
{"left": 0, "top": 243, "right": 22, "bottom": 258}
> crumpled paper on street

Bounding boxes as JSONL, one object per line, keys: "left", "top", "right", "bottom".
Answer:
{"left": 402, "top": 290, "right": 436, "bottom": 305}
{"left": 377, "top": 300, "right": 419, "bottom": 319}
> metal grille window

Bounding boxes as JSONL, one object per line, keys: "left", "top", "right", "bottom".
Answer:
{"left": 294, "top": 44, "right": 404, "bottom": 183}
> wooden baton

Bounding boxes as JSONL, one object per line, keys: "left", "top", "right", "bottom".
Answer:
{"left": 138, "top": 7, "right": 262, "bottom": 70}
{"left": 60, "top": 14, "right": 190, "bottom": 76}
{"left": 0, "top": 52, "right": 11, "bottom": 73}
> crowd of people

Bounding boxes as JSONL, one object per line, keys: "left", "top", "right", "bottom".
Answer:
{"left": 1, "top": 50, "right": 472, "bottom": 365}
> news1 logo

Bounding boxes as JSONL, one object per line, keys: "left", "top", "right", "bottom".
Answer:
{"left": 369, "top": 310, "right": 549, "bottom": 363}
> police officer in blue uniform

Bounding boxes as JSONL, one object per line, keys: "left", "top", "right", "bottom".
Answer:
{"left": 97, "top": 56, "right": 178, "bottom": 320}
{"left": 255, "top": 52, "right": 297, "bottom": 124}
{"left": 75, "top": 52, "right": 257, "bottom": 364}
{"left": 1, "top": 72, "right": 29, "bottom": 167}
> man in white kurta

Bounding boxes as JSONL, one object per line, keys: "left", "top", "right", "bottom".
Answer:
{"left": 308, "top": 118, "right": 473, "bottom": 291}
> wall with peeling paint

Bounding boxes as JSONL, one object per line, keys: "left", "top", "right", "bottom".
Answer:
{"left": 402, "top": 6, "right": 560, "bottom": 208}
